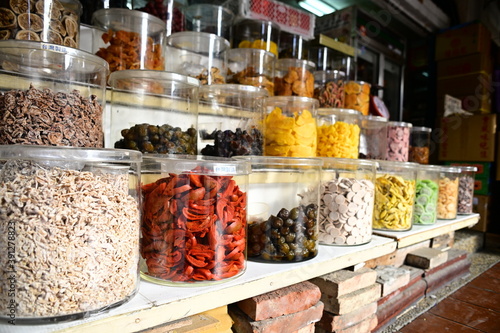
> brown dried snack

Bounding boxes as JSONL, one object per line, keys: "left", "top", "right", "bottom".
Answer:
{"left": 62, "top": 15, "right": 77, "bottom": 38}
{"left": 0, "top": 29, "right": 11, "bottom": 39}
{"left": 15, "top": 29, "right": 40, "bottom": 40}
{"left": 17, "top": 12, "right": 43, "bottom": 31}
{"left": 41, "top": 29, "right": 63, "bottom": 45}
{"left": 0, "top": 8, "right": 16, "bottom": 29}
{"left": 35, "top": 0, "right": 61, "bottom": 20}
{"left": 63, "top": 36, "right": 76, "bottom": 48}
{"left": 49, "top": 19, "right": 66, "bottom": 36}
{"left": 9, "top": 0, "right": 33, "bottom": 14}
{"left": 275, "top": 67, "right": 314, "bottom": 97}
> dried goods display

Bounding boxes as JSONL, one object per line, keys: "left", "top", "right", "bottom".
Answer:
{"left": 437, "top": 174, "right": 459, "bottom": 219}
{"left": 413, "top": 179, "right": 439, "bottom": 225}
{"left": 227, "top": 66, "right": 274, "bottom": 96}
{"left": 344, "top": 81, "right": 370, "bottom": 115}
{"left": 275, "top": 67, "right": 314, "bottom": 97}
{"left": 317, "top": 121, "right": 360, "bottom": 158}
{"left": 409, "top": 146, "right": 430, "bottom": 164}
{"left": 141, "top": 168, "right": 247, "bottom": 282}
{"left": 114, "top": 123, "right": 197, "bottom": 154}
{"left": 200, "top": 127, "right": 263, "bottom": 157}
{"left": 314, "top": 79, "right": 345, "bottom": 108}
{"left": 0, "top": 84, "right": 104, "bottom": 147}
{"left": 0, "top": 159, "right": 140, "bottom": 318}
{"left": 386, "top": 122, "right": 411, "bottom": 162}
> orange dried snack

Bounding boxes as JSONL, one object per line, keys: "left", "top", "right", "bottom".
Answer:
{"left": 344, "top": 81, "right": 370, "bottom": 115}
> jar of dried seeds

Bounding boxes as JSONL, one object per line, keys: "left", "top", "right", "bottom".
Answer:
{"left": 456, "top": 166, "right": 477, "bottom": 215}
{"left": 437, "top": 166, "right": 460, "bottom": 219}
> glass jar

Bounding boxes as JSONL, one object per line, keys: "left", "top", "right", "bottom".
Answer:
{"left": 263, "top": 96, "right": 319, "bottom": 157}
{"left": 183, "top": 4, "right": 234, "bottom": 41}
{"left": 0, "top": 144, "right": 142, "bottom": 322}
{"left": 314, "top": 70, "right": 346, "bottom": 108}
{"left": 133, "top": 0, "right": 185, "bottom": 36}
{"left": 226, "top": 48, "right": 275, "bottom": 97}
{"left": 456, "top": 166, "right": 477, "bottom": 215}
{"left": 165, "top": 31, "right": 229, "bottom": 85}
{"left": 107, "top": 70, "right": 200, "bottom": 154}
{"left": 0, "top": 0, "right": 82, "bottom": 47}
{"left": 274, "top": 58, "right": 316, "bottom": 98}
{"left": 198, "top": 84, "right": 268, "bottom": 157}
{"left": 344, "top": 81, "right": 371, "bottom": 115}
{"left": 239, "top": 156, "right": 322, "bottom": 262}
{"left": 437, "top": 166, "right": 461, "bottom": 220}
{"left": 279, "top": 31, "right": 307, "bottom": 59}
{"left": 409, "top": 126, "right": 432, "bottom": 164}
{"left": 232, "top": 18, "right": 280, "bottom": 57}
{"left": 92, "top": 8, "right": 166, "bottom": 73}
{"left": 0, "top": 40, "right": 109, "bottom": 148}
{"left": 140, "top": 155, "right": 250, "bottom": 285}
{"left": 317, "top": 108, "right": 361, "bottom": 159}
{"left": 359, "top": 115, "right": 388, "bottom": 160}
{"left": 373, "top": 160, "right": 417, "bottom": 231}
{"left": 413, "top": 165, "right": 440, "bottom": 225}
{"left": 386, "top": 121, "right": 412, "bottom": 162}
{"left": 319, "top": 158, "right": 377, "bottom": 245}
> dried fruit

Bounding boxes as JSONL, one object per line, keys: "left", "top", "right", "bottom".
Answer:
{"left": 62, "top": 15, "right": 77, "bottom": 38}
{"left": 0, "top": 29, "right": 11, "bottom": 39}
{"left": 49, "top": 19, "right": 66, "bottom": 36}
{"left": 41, "top": 29, "right": 62, "bottom": 45}
{"left": 63, "top": 36, "right": 76, "bottom": 48}
{"left": 35, "top": 0, "right": 61, "bottom": 20}
{"left": 15, "top": 29, "right": 39, "bottom": 40}
{"left": 9, "top": 0, "right": 33, "bottom": 15}
{"left": 0, "top": 7, "right": 16, "bottom": 29}
{"left": 17, "top": 12, "right": 43, "bottom": 32}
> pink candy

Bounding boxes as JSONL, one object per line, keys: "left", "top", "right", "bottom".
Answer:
{"left": 386, "top": 122, "right": 411, "bottom": 162}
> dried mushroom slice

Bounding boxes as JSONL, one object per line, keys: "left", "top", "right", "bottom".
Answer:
{"left": 41, "top": 30, "right": 62, "bottom": 44}
{"left": 0, "top": 29, "right": 12, "bottom": 40}
{"left": 10, "top": 0, "right": 33, "bottom": 14}
{"left": 0, "top": 8, "right": 17, "bottom": 29}
{"left": 15, "top": 29, "right": 40, "bottom": 40}
{"left": 62, "top": 15, "right": 77, "bottom": 38}
{"left": 49, "top": 20, "right": 66, "bottom": 36}
{"left": 35, "top": 0, "right": 61, "bottom": 20}
{"left": 63, "top": 36, "right": 76, "bottom": 48}
{"left": 18, "top": 13, "right": 43, "bottom": 32}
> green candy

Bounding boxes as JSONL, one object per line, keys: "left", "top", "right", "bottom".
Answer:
{"left": 413, "top": 179, "right": 439, "bottom": 225}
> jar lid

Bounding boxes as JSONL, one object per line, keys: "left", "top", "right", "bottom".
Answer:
{"left": 235, "top": 156, "right": 323, "bottom": 168}
{"left": 440, "top": 165, "right": 461, "bottom": 174}
{"left": 227, "top": 48, "right": 276, "bottom": 60}
{"left": 313, "top": 70, "right": 346, "bottom": 79}
{"left": 200, "top": 84, "right": 269, "bottom": 97}
{"left": 411, "top": 126, "right": 432, "bottom": 133}
{"left": 108, "top": 69, "right": 200, "bottom": 88}
{"left": 455, "top": 165, "right": 478, "bottom": 172}
{"left": 91, "top": 8, "right": 166, "bottom": 33}
{"left": 167, "top": 31, "right": 230, "bottom": 52}
{"left": 388, "top": 121, "right": 413, "bottom": 128}
{"left": 321, "top": 157, "right": 378, "bottom": 170}
{"left": 264, "top": 95, "right": 320, "bottom": 108}
{"left": 376, "top": 160, "right": 419, "bottom": 171}
{"left": 276, "top": 58, "right": 316, "bottom": 71}
{"left": 143, "top": 154, "right": 251, "bottom": 175}
{"left": 364, "top": 115, "right": 388, "bottom": 122}
{"left": 417, "top": 164, "right": 442, "bottom": 172}
{"left": 318, "top": 108, "right": 362, "bottom": 117}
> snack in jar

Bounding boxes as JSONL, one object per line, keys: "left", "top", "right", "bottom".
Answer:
{"left": 409, "top": 126, "right": 432, "bottom": 164}
{"left": 456, "top": 166, "right": 477, "bottom": 215}
{"left": 437, "top": 166, "right": 460, "bottom": 220}
{"left": 274, "top": 58, "right": 315, "bottom": 98}
{"left": 386, "top": 121, "right": 412, "bottom": 162}
{"left": 344, "top": 81, "right": 370, "bottom": 115}
{"left": 313, "top": 70, "right": 345, "bottom": 108}
{"left": 317, "top": 108, "right": 361, "bottom": 159}
{"left": 413, "top": 165, "right": 440, "bottom": 225}
{"left": 232, "top": 18, "right": 280, "bottom": 57}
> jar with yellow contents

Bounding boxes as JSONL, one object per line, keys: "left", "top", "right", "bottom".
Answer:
{"left": 263, "top": 96, "right": 319, "bottom": 157}
{"left": 232, "top": 18, "right": 280, "bottom": 57}
{"left": 344, "top": 81, "right": 371, "bottom": 115}
{"left": 317, "top": 108, "right": 361, "bottom": 159}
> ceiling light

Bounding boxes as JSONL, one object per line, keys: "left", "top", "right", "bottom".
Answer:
{"left": 298, "top": 0, "right": 336, "bottom": 17}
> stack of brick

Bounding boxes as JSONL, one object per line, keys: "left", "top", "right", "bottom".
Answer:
{"left": 229, "top": 281, "right": 323, "bottom": 333}
{"left": 311, "top": 268, "right": 380, "bottom": 333}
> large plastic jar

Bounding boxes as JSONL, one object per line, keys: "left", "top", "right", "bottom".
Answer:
{"left": 132, "top": 0, "right": 185, "bottom": 36}
{"left": 373, "top": 160, "right": 417, "bottom": 231}
{"left": 226, "top": 48, "right": 276, "bottom": 97}
{"left": 232, "top": 18, "right": 280, "bottom": 57}
{"left": 317, "top": 108, "right": 361, "bottom": 159}
{"left": 165, "top": 31, "right": 229, "bottom": 85}
{"left": 314, "top": 70, "right": 346, "bottom": 108}
{"left": 108, "top": 70, "right": 200, "bottom": 154}
{"left": 413, "top": 165, "right": 440, "bottom": 225}
{"left": 359, "top": 115, "right": 388, "bottom": 160}
{"left": 274, "top": 58, "right": 316, "bottom": 98}
{"left": 319, "top": 158, "right": 377, "bottom": 246}
{"left": 437, "top": 166, "right": 461, "bottom": 219}
{"left": 140, "top": 155, "right": 250, "bottom": 285}
{"left": 456, "top": 166, "right": 477, "bottom": 215}
{"left": 0, "top": 40, "right": 109, "bottom": 148}
{"left": 198, "top": 84, "right": 268, "bottom": 157}
{"left": 92, "top": 8, "right": 166, "bottom": 73}
{"left": 0, "top": 0, "right": 81, "bottom": 47}
{"left": 239, "top": 156, "right": 322, "bottom": 262}
{"left": 0, "top": 145, "right": 142, "bottom": 322}
{"left": 263, "top": 96, "right": 319, "bottom": 157}
{"left": 344, "top": 81, "right": 371, "bottom": 115}
{"left": 409, "top": 126, "right": 432, "bottom": 164}
{"left": 183, "top": 4, "right": 234, "bottom": 41}
{"left": 386, "top": 121, "right": 412, "bottom": 162}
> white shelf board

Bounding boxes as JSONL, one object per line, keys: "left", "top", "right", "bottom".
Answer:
{"left": 373, "top": 214, "right": 480, "bottom": 248}
{"left": 2, "top": 236, "right": 396, "bottom": 333}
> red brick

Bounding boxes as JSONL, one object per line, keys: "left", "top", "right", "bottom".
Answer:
{"left": 237, "top": 281, "right": 321, "bottom": 321}
{"left": 322, "top": 283, "right": 381, "bottom": 315}
{"left": 316, "top": 314, "right": 377, "bottom": 333}
{"left": 405, "top": 247, "right": 448, "bottom": 269}
{"left": 229, "top": 301, "right": 324, "bottom": 333}
{"left": 292, "top": 323, "right": 315, "bottom": 333}
{"left": 310, "top": 267, "right": 377, "bottom": 298}
{"left": 375, "top": 265, "right": 411, "bottom": 297}
{"left": 316, "top": 302, "right": 377, "bottom": 331}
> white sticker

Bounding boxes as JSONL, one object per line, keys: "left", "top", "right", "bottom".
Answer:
{"left": 214, "top": 165, "right": 236, "bottom": 174}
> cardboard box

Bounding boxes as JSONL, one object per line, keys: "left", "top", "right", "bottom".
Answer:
{"left": 435, "top": 22, "right": 491, "bottom": 61}
{"left": 471, "top": 195, "right": 491, "bottom": 232}
{"left": 437, "top": 53, "right": 492, "bottom": 78}
{"left": 474, "top": 178, "right": 491, "bottom": 195}
{"left": 438, "top": 114, "right": 497, "bottom": 162}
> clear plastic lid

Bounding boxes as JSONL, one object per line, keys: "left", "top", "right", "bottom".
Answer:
{"left": 92, "top": 8, "right": 166, "bottom": 34}
{"left": 167, "top": 31, "right": 230, "bottom": 53}
{"left": 318, "top": 108, "right": 362, "bottom": 117}
{"left": 411, "top": 126, "right": 432, "bottom": 133}
{"left": 388, "top": 121, "right": 413, "bottom": 128}
{"left": 142, "top": 154, "right": 250, "bottom": 175}
{"left": 108, "top": 69, "right": 200, "bottom": 89}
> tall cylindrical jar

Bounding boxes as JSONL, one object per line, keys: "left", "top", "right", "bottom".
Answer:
{"left": 437, "top": 166, "right": 461, "bottom": 219}
{"left": 232, "top": 18, "right": 280, "bottom": 57}
{"left": 373, "top": 160, "right": 417, "bottom": 231}
{"left": 359, "top": 115, "right": 388, "bottom": 160}
{"left": 239, "top": 156, "right": 322, "bottom": 262}
{"left": 409, "top": 126, "right": 432, "bottom": 164}
{"left": 413, "top": 165, "right": 440, "bottom": 225}
{"left": 92, "top": 8, "right": 166, "bottom": 73}
{"left": 344, "top": 81, "right": 370, "bottom": 115}
{"left": 263, "top": 96, "right": 319, "bottom": 157}
{"left": 386, "top": 121, "right": 412, "bottom": 162}
{"left": 317, "top": 108, "right": 361, "bottom": 159}
{"left": 132, "top": 0, "right": 185, "bottom": 36}
{"left": 0, "top": 40, "right": 109, "bottom": 148}
{"left": 319, "top": 158, "right": 377, "bottom": 245}
{"left": 198, "top": 84, "right": 268, "bottom": 157}
{"left": 456, "top": 166, "right": 477, "bottom": 215}
{"left": 274, "top": 58, "right": 316, "bottom": 98}
{"left": 314, "top": 70, "right": 346, "bottom": 108}
{"left": 165, "top": 31, "right": 229, "bottom": 85}
{"left": 108, "top": 70, "right": 200, "bottom": 154}
{"left": 140, "top": 155, "right": 250, "bottom": 285}
{"left": 183, "top": 4, "right": 234, "bottom": 41}
{"left": 0, "top": 145, "right": 142, "bottom": 322}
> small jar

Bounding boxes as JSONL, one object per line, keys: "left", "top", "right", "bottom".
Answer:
{"left": 198, "top": 84, "right": 268, "bottom": 157}
{"left": 183, "top": 4, "right": 234, "bottom": 41}
{"left": 0, "top": 0, "right": 82, "bottom": 47}
{"left": 0, "top": 40, "right": 109, "bottom": 148}
{"left": 92, "top": 8, "right": 166, "bottom": 73}
{"left": 165, "top": 31, "right": 229, "bottom": 85}
{"left": 437, "top": 166, "right": 461, "bottom": 220}
{"left": 226, "top": 48, "right": 275, "bottom": 96}
{"left": 344, "top": 81, "right": 371, "bottom": 115}
{"left": 313, "top": 70, "right": 346, "bottom": 108}
{"left": 263, "top": 96, "right": 319, "bottom": 157}
{"left": 239, "top": 156, "right": 322, "bottom": 262}
{"left": 456, "top": 166, "right": 477, "bottom": 215}
{"left": 386, "top": 121, "right": 412, "bottom": 162}
{"left": 232, "top": 18, "right": 280, "bottom": 57}
{"left": 373, "top": 160, "right": 417, "bottom": 231}
{"left": 279, "top": 31, "right": 307, "bottom": 59}
{"left": 413, "top": 165, "right": 440, "bottom": 225}
{"left": 133, "top": 0, "right": 185, "bottom": 36}
{"left": 359, "top": 115, "right": 388, "bottom": 160}
{"left": 0, "top": 144, "right": 142, "bottom": 322}
{"left": 317, "top": 108, "right": 361, "bottom": 159}
{"left": 107, "top": 70, "right": 200, "bottom": 154}
{"left": 140, "top": 155, "right": 250, "bottom": 285}
{"left": 409, "top": 126, "right": 432, "bottom": 164}
{"left": 274, "top": 58, "right": 316, "bottom": 97}
{"left": 319, "top": 158, "right": 377, "bottom": 246}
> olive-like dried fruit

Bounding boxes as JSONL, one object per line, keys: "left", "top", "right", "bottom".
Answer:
{"left": 289, "top": 207, "right": 299, "bottom": 220}
{"left": 271, "top": 216, "right": 283, "bottom": 228}
{"left": 277, "top": 208, "right": 289, "bottom": 219}
{"left": 17, "top": 13, "right": 43, "bottom": 32}
{"left": 15, "top": 29, "right": 40, "bottom": 41}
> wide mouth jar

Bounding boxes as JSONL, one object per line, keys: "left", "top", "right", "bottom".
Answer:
{"left": 317, "top": 108, "right": 362, "bottom": 159}
{"left": 456, "top": 166, "right": 477, "bottom": 215}
{"left": 413, "top": 164, "right": 441, "bottom": 225}
{"left": 386, "top": 121, "right": 412, "bottom": 162}
{"left": 274, "top": 58, "right": 316, "bottom": 98}
{"left": 437, "top": 166, "right": 461, "bottom": 220}
{"left": 359, "top": 115, "right": 388, "bottom": 160}
{"left": 409, "top": 126, "right": 432, "bottom": 164}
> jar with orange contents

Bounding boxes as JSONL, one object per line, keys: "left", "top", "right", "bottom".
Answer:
{"left": 344, "top": 81, "right": 371, "bottom": 115}
{"left": 232, "top": 18, "right": 280, "bottom": 58}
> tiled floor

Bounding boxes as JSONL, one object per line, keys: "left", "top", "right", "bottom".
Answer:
{"left": 399, "top": 262, "right": 500, "bottom": 332}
